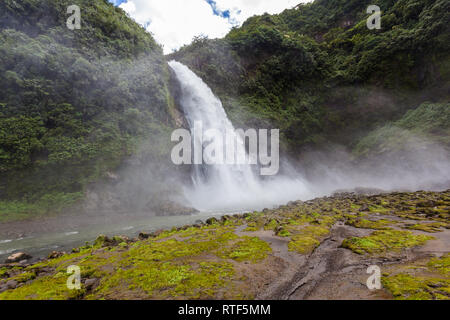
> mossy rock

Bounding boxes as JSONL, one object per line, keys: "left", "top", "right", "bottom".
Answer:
{"left": 216, "top": 236, "right": 272, "bottom": 263}
{"left": 428, "top": 254, "right": 450, "bottom": 274}
{"left": 405, "top": 222, "right": 447, "bottom": 233}
{"left": 342, "top": 230, "right": 434, "bottom": 255}
{"left": 287, "top": 225, "right": 330, "bottom": 254}
{"left": 346, "top": 218, "right": 394, "bottom": 230}
{"left": 382, "top": 274, "right": 450, "bottom": 300}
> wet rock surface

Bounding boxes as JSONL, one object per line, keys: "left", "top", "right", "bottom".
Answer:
{"left": 0, "top": 189, "right": 448, "bottom": 300}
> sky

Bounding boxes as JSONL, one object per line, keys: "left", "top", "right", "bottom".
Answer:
{"left": 108, "top": 0, "right": 309, "bottom": 53}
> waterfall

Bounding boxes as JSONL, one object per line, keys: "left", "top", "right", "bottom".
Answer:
{"left": 168, "top": 61, "right": 311, "bottom": 212}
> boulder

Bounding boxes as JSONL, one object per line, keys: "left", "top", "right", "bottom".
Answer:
{"left": 138, "top": 232, "right": 151, "bottom": 240}
{"left": 47, "top": 251, "right": 66, "bottom": 259}
{"left": 5, "top": 279, "right": 18, "bottom": 289}
{"left": 221, "top": 215, "right": 231, "bottom": 223}
{"left": 205, "top": 217, "right": 218, "bottom": 225}
{"left": 84, "top": 278, "right": 99, "bottom": 290}
{"left": 5, "top": 252, "right": 31, "bottom": 264}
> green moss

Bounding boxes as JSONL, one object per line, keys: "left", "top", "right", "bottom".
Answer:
{"left": 277, "top": 229, "right": 292, "bottom": 237}
{"left": 3, "top": 190, "right": 448, "bottom": 300}
{"left": 91, "top": 225, "right": 252, "bottom": 299}
{"left": 346, "top": 218, "right": 394, "bottom": 230}
{"left": 97, "top": 260, "right": 236, "bottom": 299}
{"left": 264, "top": 219, "right": 278, "bottom": 231}
{"left": 244, "top": 222, "right": 260, "bottom": 232}
{"left": 288, "top": 235, "right": 320, "bottom": 254}
{"left": 382, "top": 274, "right": 449, "bottom": 300}
{"left": 288, "top": 225, "right": 330, "bottom": 254}
{"left": 0, "top": 268, "right": 8, "bottom": 278}
{"left": 428, "top": 254, "right": 450, "bottom": 274}
{"left": 29, "top": 250, "right": 91, "bottom": 270}
{"left": 11, "top": 271, "right": 36, "bottom": 283}
{"left": 0, "top": 273, "right": 85, "bottom": 300}
{"left": 406, "top": 222, "right": 447, "bottom": 233}
{"left": 217, "top": 236, "right": 272, "bottom": 263}
{"left": 367, "top": 205, "right": 391, "bottom": 214}
{"left": 342, "top": 230, "right": 434, "bottom": 255}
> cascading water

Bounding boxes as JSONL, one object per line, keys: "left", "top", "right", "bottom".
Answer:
{"left": 168, "top": 61, "right": 311, "bottom": 212}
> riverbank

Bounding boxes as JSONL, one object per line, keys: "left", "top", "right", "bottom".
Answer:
{"left": 0, "top": 189, "right": 449, "bottom": 300}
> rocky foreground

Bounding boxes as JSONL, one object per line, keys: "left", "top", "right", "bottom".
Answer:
{"left": 0, "top": 190, "right": 449, "bottom": 300}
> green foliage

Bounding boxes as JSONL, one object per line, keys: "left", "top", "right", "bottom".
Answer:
{"left": 354, "top": 102, "right": 450, "bottom": 157}
{"left": 0, "top": 192, "right": 83, "bottom": 222}
{"left": 172, "top": 0, "right": 449, "bottom": 153}
{"left": 0, "top": 0, "right": 175, "bottom": 216}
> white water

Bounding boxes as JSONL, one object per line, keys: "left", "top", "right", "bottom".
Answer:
{"left": 168, "top": 61, "right": 312, "bottom": 211}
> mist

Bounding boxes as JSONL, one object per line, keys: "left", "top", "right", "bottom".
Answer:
{"left": 178, "top": 132, "right": 449, "bottom": 212}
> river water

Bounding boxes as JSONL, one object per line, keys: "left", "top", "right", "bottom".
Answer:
{"left": 0, "top": 210, "right": 241, "bottom": 262}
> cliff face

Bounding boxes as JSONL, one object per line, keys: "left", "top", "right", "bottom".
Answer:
{"left": 170, "top": 0, "right": 450, "bottom": 155}
{"left": 0, "top": 0, "right": 180, "bottom": 217}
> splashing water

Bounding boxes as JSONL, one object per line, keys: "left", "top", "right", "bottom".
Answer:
{"left": 168, "top": 61, "right": 311, "bottom": 211}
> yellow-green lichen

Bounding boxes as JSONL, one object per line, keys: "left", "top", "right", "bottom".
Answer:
{"left": 405, "top": 222, "right": 447, "bottom": 233}
{"left": 342, "top": 230, "right": 434, "bottom": 255}
{"left": 0, "top": 273, "right": 85, "bottom": 300}
{"left": 428, "top": 254, "right": 450, "bottom": 274}
{"left": 382, "top": 274, "right": 450, "bottom": 300}
{"left": 346, "top": 217, "right": 394, "bottom": 230}
{"left": 216, "top": 236, "right": 272, "bottom": 263}
{"left": 288, "top": 225, "right": 330, "bottom": 254}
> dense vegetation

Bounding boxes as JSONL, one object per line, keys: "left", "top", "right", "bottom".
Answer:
{"left": 1, "top": 0, "right": 449, "bottom": 220}
{"left": 0, "top": 0, "right": 176, "bottom": 218}
{"left": 170, "top": 0, "right": 449, "bottom": 152}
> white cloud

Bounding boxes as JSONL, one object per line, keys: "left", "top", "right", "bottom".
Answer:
{"left": 118, "top": 0, "right": 310, "bottom": 54}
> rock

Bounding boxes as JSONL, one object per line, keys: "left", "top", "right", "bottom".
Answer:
{"left": 152, "top": 230, "right": 164, "bottom": 238}
{"left": 0, "top": 285, "right": 8, "bottom": 293}
{"left": 221, "top": 215, "right": 231, "bottom": 222}
{"left": 93, "top": 248, "right": 107, "bottom": 255}
{"left": 94, "top": 235, "right": 114, "bottom": 247}
{"left": 138, "top": 232, "right": 151, "bottom": 240}
{"left": 359, "top": 204, "right": 369, "bottom": 212}
{"left": 112, "top": 235, "right": 129, "bottom": 243}
{"left": 6, "top": 279, "right": 18, "bottom": 289}
{"left": 5, "top": 252, "right": 31, "bottom": 264}
{"left": 118, "top": 242, "right": 128, "bottom": 248}
{"left": 205, "top": 217, "right": 218, "bottom": 225}
{"left": 48, "top": 251, "right": 66, "bottom": 259}
{"left": 194, "top": 220, "right": 203, "bottom": 225}
{"left": 84, "top": 278, "right": 98, "bottom": 290}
